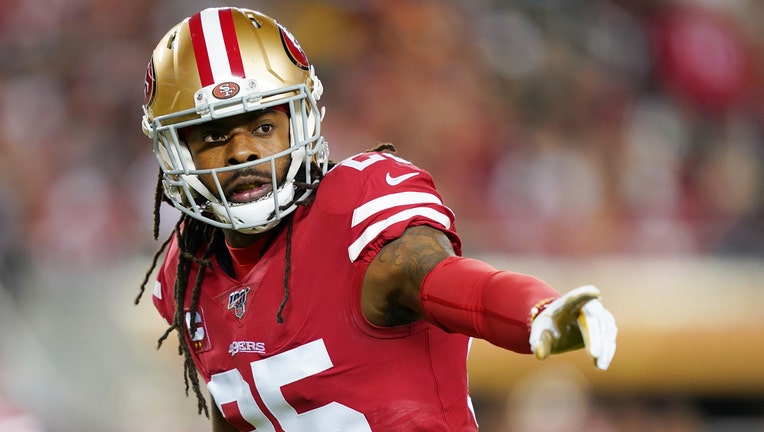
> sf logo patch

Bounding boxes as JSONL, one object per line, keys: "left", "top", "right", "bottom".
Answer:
{"left": 143, "top": 58, "right": 156, "bottom": 106}
{"left": 278, "top": 22, "right": 309, "bottom": 70}
{"left": 212, "top": 81, "right": 240, "bottom": 99}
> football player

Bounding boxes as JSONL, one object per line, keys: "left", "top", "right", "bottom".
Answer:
{"left": 137, "top": 7, "right": 617, "bottom": 431}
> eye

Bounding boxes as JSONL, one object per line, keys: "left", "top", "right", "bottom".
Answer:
{"left": 202, "top": 131, "right": 227, "bottom": 144}
{"left": 254, "top": 123, "right": 274, "bottom": 135}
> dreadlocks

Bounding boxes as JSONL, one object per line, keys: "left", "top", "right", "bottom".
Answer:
{"left": 136, "top": 159, "right": 330, "bottom": 417}
{"left": 135, "top": 172, "right": 221, "bottom": 416}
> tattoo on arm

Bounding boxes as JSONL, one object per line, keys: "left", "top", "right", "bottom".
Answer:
{"left": 376, "top": 225, "right": 455, "bottom": 288}
{"left": 363, "top": 225, "right": 456, "bottom": 326}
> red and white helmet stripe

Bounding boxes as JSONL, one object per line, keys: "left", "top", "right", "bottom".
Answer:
{"left": 188, "top": 8, "right": 245, "bottom": 86}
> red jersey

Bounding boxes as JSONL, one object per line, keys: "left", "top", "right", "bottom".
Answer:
{"left": 154, "top": 152, "right": 477, "bottom": 431}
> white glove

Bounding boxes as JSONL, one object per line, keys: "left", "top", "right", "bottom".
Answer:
{"left": 529, "top": 285, "right": 617, "bottom": 370}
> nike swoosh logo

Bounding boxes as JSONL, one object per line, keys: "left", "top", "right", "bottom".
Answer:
{"left": 386, "top": 171, "right": 419, "bottom": 186}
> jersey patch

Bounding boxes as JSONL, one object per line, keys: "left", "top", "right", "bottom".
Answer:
{"left": 185, "top": 307, "right": 212, "bottom": 353}
{"left": 227, "top": 286, "right": 251, "bottom": 318}
{"left": 215, "top": 284, "right": 258, "bottom": 323}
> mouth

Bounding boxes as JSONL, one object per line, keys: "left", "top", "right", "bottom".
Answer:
{"left": 225, "top": 176, "right": 274, "bottom": 204}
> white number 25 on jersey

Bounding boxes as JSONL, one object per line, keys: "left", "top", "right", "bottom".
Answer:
{"left": 208, "top": 339, "right": 372, "bottom": 431}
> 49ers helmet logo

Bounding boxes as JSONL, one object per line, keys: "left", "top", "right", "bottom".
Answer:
{"left": 278, "top": 23, "right": 309, "bottom": 70}
{"left": 143, "top": 58, "right": 156, "bottom": 106}
{"left": 212, "top": 81, "right": 240, "bottom": 99}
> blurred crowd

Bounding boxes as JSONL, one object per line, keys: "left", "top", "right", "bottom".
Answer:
{"left": 1, "top": 0, "right": 763, "bottom": 430}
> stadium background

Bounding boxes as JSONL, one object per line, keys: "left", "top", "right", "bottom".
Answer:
{"left": 0, "top": 0, "right": 762, "bottom": 430}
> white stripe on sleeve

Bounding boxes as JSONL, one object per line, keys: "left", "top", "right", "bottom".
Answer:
{"left": 348, "top": 207, "right": 452, "bottom": 261}
{"left": 352, "top": 192, "right": 443, "bottom": 227}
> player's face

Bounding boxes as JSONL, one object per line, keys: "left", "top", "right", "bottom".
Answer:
{"left": 183, "top": 109, "right": 291, "bottom": 204}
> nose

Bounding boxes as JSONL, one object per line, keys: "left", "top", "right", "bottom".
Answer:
{"left": 226, "top": 133, "right": 260, "bottom": 166}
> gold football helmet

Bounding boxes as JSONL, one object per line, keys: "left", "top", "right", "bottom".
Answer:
{"left": 142, "top": 7, "right": 328, "bottom": 233}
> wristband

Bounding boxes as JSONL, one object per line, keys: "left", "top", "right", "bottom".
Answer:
{"left": 528, "top": 297, "right": 556, "bottom": 330}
